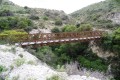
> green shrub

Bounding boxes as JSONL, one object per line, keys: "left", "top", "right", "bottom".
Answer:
{"left": 56, "top": 65, "right": 65, "bottom": 72}
{"left": 29, "top": 15, "right": 39, "bottom": 20}
{"left": 77, "top": 56, "right": 108, "bottom": 72}
{"left": 18, "top": 54, "right": 23, "bottom": 58}
{"left": 27, "top": 77, "right": 37, "bottom": 80}
{"left": 0, "top": 17, "right": 33, "bottom": 31}
{"left": 12, "top": 75, "right": 19, "bottom": 80}
{"left": 0, "top": 30, "right": 28, "bottom": 43}
{"left": 24, "top": 6, "right": 29, "bottom": 9}
{"left": 62, "top": 25, "right": 76, "bottom": 32}
{"left": 47, "top": 75, "right": 62, "bottom": 80}
{"left": 27, "top": 60, "right": 36, "bottom": 65}
{"left": 76, "top": 23, "right": 93, "bottom": 32}
{"left": 51, "top": 27, "right": 60, "bottom": 33}
{"left": 0, "top": 65, "right": 7, "bottom": 73}
{"left": 0, "top": 10, "right": 14, "bottom": 16}
{"left": 43, "top": 16, "right": 48, "bottom": 20}
{"left": 55, "top": 19, "right": 62, "bottom": 26}
{"left": 35, "top": 46, "right": 57, "bottom": 67}
{"left": 14, "top": 58, "right": 25, "bottom": 67}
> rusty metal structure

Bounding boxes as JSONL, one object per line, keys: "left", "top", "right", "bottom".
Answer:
{"left": 15, "top": 31, "right": 104, "bottom": 47}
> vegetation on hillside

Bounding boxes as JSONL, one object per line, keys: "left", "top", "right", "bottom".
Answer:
{"left": 0, "top": 0, "right": 119, "bottom": 80}
{"left": 101, "top": 28, "right": 120, "bottom": 80}
{"left": 0, "top": 17, "right": 33, "bottom": 31}
{"left": 0, "top": 30, "right": 28, "bottom": 43}
{"left": 32, "top": 25, "right": 109, "bottom": 73}
{"left": 70, "top": 0, "right": 120, "bottom": 29}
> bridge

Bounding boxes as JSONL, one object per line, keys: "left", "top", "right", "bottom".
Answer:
{"left": 14, "top": 31, "right": 104, "bottom": 47}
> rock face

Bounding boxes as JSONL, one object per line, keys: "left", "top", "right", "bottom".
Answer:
{"left": 90, "top": 41, "right": 115, "bottom": 59}
{"left": 0, "top": 45, "right": 56, "bottom": 80}
{"left": 0, "top": 45, "right": 105, "bottom": 80}
{"left": 107, "top": 12, "right": 120, "bottom": 24}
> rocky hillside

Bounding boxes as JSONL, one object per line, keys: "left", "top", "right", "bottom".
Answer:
{"left": 0, "top": 0, "right": 76, "bottom": 32}
{"left": 70, "top": 0, "right": 120, "bottom": 30}
{"left": 0, "top": 45, "right": 108, "bottom": 80}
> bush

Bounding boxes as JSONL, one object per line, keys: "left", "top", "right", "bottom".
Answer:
{"left": 76, "top": 23, "right": 93, "bottom": 32}
{"left": 29, "top": 15, "right": 39, "bottom": 20}
{"left": 0, "top": 17, "right": 33, "bottom": 31}
{"left": 62, "top": 25, "right": 76, "bottom": 32}
{"left": 55, "top": 19, "right": 62, "bottom": 26}
{"left": 43, "top": 16, "right": 48, "bottom": 20}
{"left": 27, "top": 60, "right": 36, "bottom": 65}
{"left": 35, "top": 46, "right": 57, "bottom": 67}
{"left": 0, "top": 65, "right": 7, "bottom": 73}
{"left": 101, "top": 28, "right": 120, "bottom": 79}
{"left": 51, "top": 27, "right": 60, "bottom": 33}
{"left": 47, "top": 75, "right": 62, "bottom": 80}
{"left": 0, "top": 30, "right": 28, "bottom": 43}
{"left": 24, "top": 6, "right": 29, "bottom": 9}
{"left": 77, "top": 56, "right": 108, "bottom": 72}
{"left": 0, "top": 10, "right": 14, "bottom": 16}
{"left": 14, "top": 58, "right": 25, "bottom": 67}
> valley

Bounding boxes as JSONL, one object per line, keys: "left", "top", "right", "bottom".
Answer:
{"left": 0, "top": 0, "right": 120, "bottom": 80}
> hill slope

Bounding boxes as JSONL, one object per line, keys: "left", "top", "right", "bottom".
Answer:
{"left": 70, "top": 0, "right": 120, "bottom": 29}
{"left": 0, "top": 0, "right": 76, "bottom": 32}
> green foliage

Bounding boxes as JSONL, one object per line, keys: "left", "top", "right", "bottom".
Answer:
{"left": 0, "top": 0, "right": 2, "bottom": 5}
{"left": 43, "top": 16, "right": 48, "bottom": 20}
{"left": 56, "top": 65, "right": 65, "bottom": 72}
{"left": 34, "top": 46, "right": 57, "bottom": 67}
{"left": 0, "top": 10, "right": 14, "bottom": 16}
{"left": 71, "top": 0, "right": 120, "bottom": 29}
{"left": 14, "top": 58, "right": 25, "bottom": 67}
{"left": 76, "top": 23, "right": 93, "bottom": 32}
{"left": 51, "top": 27, "right": 60, "bottom": 33}
{"left": 47, "top": 75, "right": 62, "bottom": 80}
{"left": 0, "top": 30, "right": 28, "bottom": 43}
{"left": 101, "top": 33, "right": 113, "bottom": 51}
{"left": 101, "top": 28, "right": 120, "bottom": 80}
{"left": 27, "top": 77, "right": 37, "bottom": 80}
{"left": 24, "top": 6, "right": 29, "bottom": 9}
{"left": 53, "top": 43, "right": 89, "bottom": 65}
{"left": 33, "top": 40, "right": 108, "bottom": 73}
{"left": 62, "top": 24, "right": 92, "bottom": 32}
{"left": 29, "top": 15, "right": 39, "bottom": 20}
{"left": 102, "top": 28, "right": 120, "bottom": 53}
{"left": 0, "top": 17, "right": 33, "bottom": 31}
{"left": 62, "top": 25, "right": 76, "bottom": 32}
{"left": 27, "top": 60, "right": 36, "bottom": 65}
{"left": 77, "top": 56, "right": 108, "bottom": 72}
{"left": 0, "top": 65, "right": 7, "bottom": 73}
{"left": 12, "top": 75, "right": 19, "bottom": 80}
{"left": 55, "top": 19, "right": 62, "bottom": 26}
{"left": 114, "top": 0, "right": 120, "bottom": 3}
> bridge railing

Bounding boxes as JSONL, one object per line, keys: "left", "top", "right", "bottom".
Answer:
{"left": 25, "top": 31, "right": 104, "bottom": 42}
{"left": 0, "top": 31, "right": 104, "bottom": 44}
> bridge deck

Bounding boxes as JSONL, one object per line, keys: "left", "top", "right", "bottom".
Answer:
{"left": 15, "top": 34, "right": 102, "bottom": 46}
